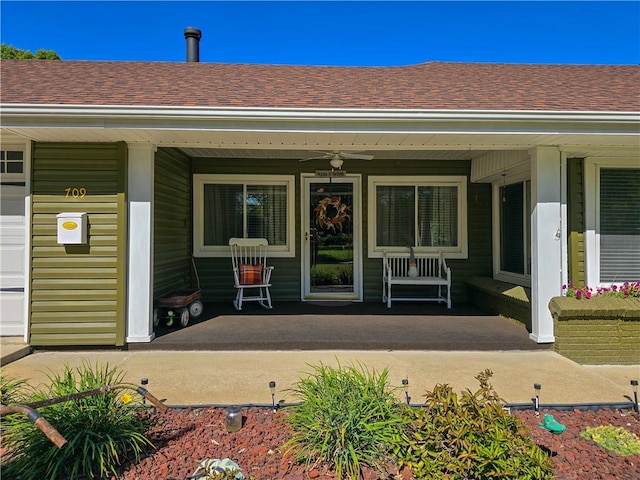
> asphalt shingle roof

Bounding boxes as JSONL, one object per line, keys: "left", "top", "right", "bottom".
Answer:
{"left": 1, "top": 60, "right": 639, "bottom": 112}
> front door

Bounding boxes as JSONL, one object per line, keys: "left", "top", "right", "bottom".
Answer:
{"left": 302, "top": 175, "right": 362, "bottom": 301}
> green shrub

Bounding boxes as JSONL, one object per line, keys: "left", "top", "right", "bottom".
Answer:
{"left": 0, "top": 373, "right": 34, "bottom": 437}
{"left": 317, "top": 247, "right": 353, "bottom": 263}
{"left": 580, "top": 425, "right": 640, "bottom": 456}
{"left": 394, "top": 369, "right": 553, "bottom": 480}
{"left": 0, "top": 372, "right": 32, "bottom": 406}
{"left": 285, "top": 362, "right": 406, "bottom": 479}
{"left": 310, "top": 264, "right": 353, "bottom": 286}
{"left": 1, "top": 361, "right": 153, "bottom": 479}
{"left": 319, "top": 233, "right": 351, "bottom": 247}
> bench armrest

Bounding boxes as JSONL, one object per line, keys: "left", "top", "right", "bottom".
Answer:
{"left": 382, "top": 251, "right": 391, "bottom": 280}
{"left": 439, "top": 252, "right": 451, "bottom": 280}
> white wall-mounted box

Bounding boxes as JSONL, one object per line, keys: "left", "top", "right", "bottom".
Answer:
{"left": 57, "top": 212, "right": 87, "bottom": 244}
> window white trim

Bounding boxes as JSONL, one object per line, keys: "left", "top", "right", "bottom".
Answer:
{"left": 367, "top": 175, "right": 468, "bottom": 259}
{"left": 0, "top": 145, "right": 27, "bottom": 182}
{"left": 584, "top": 157, "right": 640, "bottom": 286}
{"left": 492, "top": 172, "right": 532, "bottom": 287}
{"left": 193, "top": 174, "right": 296, "bottom": 257}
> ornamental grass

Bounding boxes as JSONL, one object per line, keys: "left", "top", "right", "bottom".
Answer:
{"left": 284, "top": 361, "right": 406, "bottom": 479}
{"left": 1, "top": 361, "right": 153, "bottom": 480}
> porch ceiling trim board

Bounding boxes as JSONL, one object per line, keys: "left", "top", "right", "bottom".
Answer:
{"left": 4, "top": 128, "right": 636, "bottom": 145}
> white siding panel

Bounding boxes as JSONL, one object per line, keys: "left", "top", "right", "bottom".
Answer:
{"left": 0, "top": 292, "right": 25, "bottom": 336}
{"left": 1, "top": 185, "right": 27, "bottom": 336}
{"left": 471, "top": 150, "right": 530, "bottom": 183}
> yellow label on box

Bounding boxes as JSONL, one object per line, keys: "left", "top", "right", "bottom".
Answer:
{"left": 62, "top": 221, "right": 78, "bottom": 230}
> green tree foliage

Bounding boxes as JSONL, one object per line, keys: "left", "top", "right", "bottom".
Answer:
{"left": 1, "top": 43, "right": 60, "bottom": 60}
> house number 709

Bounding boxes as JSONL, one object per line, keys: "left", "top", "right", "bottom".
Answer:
{"left": 65, "top": 187, "right": 87, "bottom": 199}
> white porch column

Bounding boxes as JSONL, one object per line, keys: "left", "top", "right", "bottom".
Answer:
{"left": 529, "top": 146, "right": 561, "bottom": 343}
{"left": 126, "top": 144, "right": 156, "bottom": 343}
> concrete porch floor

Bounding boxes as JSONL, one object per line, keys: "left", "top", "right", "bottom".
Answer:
{"left": 135, "top": 301, "right": 551, "bottom": 351}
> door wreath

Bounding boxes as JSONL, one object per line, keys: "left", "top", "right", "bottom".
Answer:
{"left": 315, "top": 196, "right": 351, "bottom": 232}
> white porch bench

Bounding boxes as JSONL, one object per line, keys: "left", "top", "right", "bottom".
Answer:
{"left": 382, "top": 250, "right": 452, "bottom": 308}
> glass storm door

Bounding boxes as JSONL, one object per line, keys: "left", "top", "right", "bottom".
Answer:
{"left": 302, "top": 175, "right": 361, "bottom": 301}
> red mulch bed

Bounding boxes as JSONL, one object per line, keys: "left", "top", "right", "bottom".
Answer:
{"left": 116, "top": 407, "right": 640, "bottom": 480}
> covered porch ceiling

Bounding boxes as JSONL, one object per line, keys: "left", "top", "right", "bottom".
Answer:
{"left": 2, "top": 106, "right": 638, "bottom": 160}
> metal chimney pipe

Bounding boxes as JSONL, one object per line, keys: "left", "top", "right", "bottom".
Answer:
{"left": 184, "top": 27, "right": 202, "bottom": 62}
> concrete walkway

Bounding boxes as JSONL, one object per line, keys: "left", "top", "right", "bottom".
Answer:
{"left": 1, "top": 343, "right": 638, "bottom": 408}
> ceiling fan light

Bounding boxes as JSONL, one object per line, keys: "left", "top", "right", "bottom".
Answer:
{"left": 329, "top": 157, "right": 344, "bottom": 169}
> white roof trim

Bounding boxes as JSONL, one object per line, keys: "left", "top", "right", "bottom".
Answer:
{"left": 1, "top": 104, "right": 638, "bottom": 121}
{"left": 2, "top": 104, "right": 638, "bottom": 137}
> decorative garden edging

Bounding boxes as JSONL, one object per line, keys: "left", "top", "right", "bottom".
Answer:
{"left": 549, "top": 297, "right": 640, "bottom": 365}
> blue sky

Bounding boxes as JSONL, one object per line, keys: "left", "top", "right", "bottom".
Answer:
{"left": 1, "top": 1, "right": 639, "bottom": 65}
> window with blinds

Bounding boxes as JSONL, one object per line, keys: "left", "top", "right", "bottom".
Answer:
{"left": 194, "top": 175, "right": 295, "bottom": 257}
{"left": 599, "top": 168, "right": 640, "bottom": 282}
{"left": 369, "top": 176, "right": 467, "bottom": 257}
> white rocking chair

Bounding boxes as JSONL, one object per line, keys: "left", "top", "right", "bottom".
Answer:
{"left": 229, "top": 237, "right": 274, "bottom": 311}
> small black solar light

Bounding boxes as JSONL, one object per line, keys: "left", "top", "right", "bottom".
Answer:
{"left": 631, "top": 380, "right": 638, "bottom": 413}
{"left": 140, "top": 378, "right": 149, "bottom": 404}
{"left": 269, "top": 381, "right": 277, "bottom": 412}
{"left": 402, "top": 378, "right": 411, "bottom": 405}
{"left": 532, "top": 383, "right": 541, "bottom": 415}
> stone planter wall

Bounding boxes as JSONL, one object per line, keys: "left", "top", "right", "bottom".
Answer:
{"left": 466, "top": 277, "right": 532, "bottom": 330}
{"left": 549, "top": 297, "right": 640, "bottom": 365}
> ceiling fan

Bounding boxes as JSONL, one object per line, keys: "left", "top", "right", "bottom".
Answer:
{"left": 299, "top": 151, "right": 374, "bottom": 169}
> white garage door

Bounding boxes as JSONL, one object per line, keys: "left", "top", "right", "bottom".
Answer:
{"left": 1, "top": 148, "right": 27, "bottom": 337}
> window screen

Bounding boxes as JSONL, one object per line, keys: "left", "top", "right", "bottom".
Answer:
{"left": 600, "top": 168, "right": 640, "bottom": 282}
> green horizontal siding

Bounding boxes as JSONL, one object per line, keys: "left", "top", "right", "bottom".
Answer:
{"left": 29, "top": 333, "right": 117, "bottom": 346}
{"left": 30, "top": 300, "right": 117, "bottom": 312}
{"left": 31, "top": 311, "right": 117, "bottom": 322}
{"left": 31, "top": 290, "right": 116, "bottom": 301}
{"left": 32, "top": 246, "right": 119, "bottom": 257}
{"left": 29, "top": 142, "right": 127, "bottom": 347}
{"left": 32, "top": 257, "right": 118, "bottom": 268}
{"left": 567, "top": 158, "right": 585, "bottom": 287}
{"left": 153, "top": 148, "right": 192, "bottom": 297}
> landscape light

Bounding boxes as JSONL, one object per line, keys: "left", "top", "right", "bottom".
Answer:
{"left": 532, "top": 383, "right": 541, "bottom": 415}
{"left": 225, "top": 406, "right": 242, "bottom": 433}
{"left": 631, "top": 380, "right": 638, "bottom": 413}
{"left": 140, "top": 378, "right": 149, "bottom": 404}
{"left": 269, "top": 381, "right": 277, "bottom": 412}
{"left": 402, "top": 378, "right": 411, "bottom": 405}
